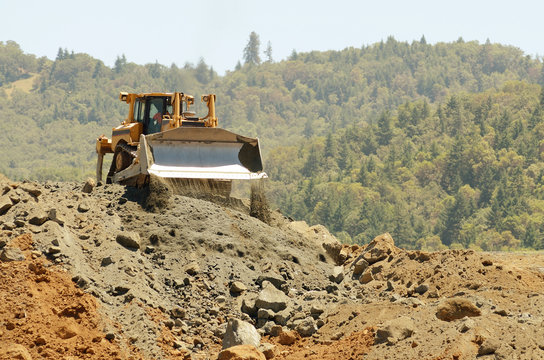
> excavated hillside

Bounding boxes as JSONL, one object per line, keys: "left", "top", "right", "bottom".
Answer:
{"left": 1, "top": 175, "right": 544, "bottom": 360}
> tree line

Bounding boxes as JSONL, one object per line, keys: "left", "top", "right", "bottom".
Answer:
{"left": 1, "top": 36, "right": 543, "bottom": 249}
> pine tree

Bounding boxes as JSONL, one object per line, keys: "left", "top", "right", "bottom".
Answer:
{"left": 289, "top": 49, "right": 298, "bottom": 61}
{"left": 358, "top": 160, "right": 369, "bottom": 186}
{"left": 324, "top": 132, "right": 337, "bottom": 158}
{"left": 114, "top": 54, "right": 127, "bottom": 73}
{"left": 243, "top": 32, "right": 261, "bottom": 65}
{"left": 56, "top": 47, "right": 64, "bottom": 61}
{"left": 195, "top": 58, "right": 209, "bottom": 84}
{"left": 376, "top": 111, "right": 393, "bottom": 145}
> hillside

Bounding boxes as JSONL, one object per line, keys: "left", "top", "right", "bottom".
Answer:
{"left": 268, "top": 83, "right": 544, "bottom": 250}
{"left": 2, "top": 177, "right": 544, "bottom": 359}
{"left": 1, "top": 39, "right": 544, "bottom": 250}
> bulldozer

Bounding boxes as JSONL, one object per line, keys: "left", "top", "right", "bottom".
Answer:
{"left": 96, "top": 92, "right": 266, "bottom": 196}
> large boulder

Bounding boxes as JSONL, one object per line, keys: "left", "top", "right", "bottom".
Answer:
{"left": 222, "top": 318, "right": 261, "bottom": 350}
{"left": 218, "top": 345, "right": 266, "bottom": 360}
{"left": 361, "top": 233, "right": 397, "bottom": 265}
{"left": 255, "top": 281, "right": 289, "bottom": 312}
{"left": 436, "top": 298, "right": 481, "bottom": 321}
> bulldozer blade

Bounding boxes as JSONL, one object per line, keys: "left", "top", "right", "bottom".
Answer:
{"left": 141, "top": 127, "right": 267, "bottom": 180}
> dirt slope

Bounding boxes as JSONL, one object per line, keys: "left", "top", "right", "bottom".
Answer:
{"left": 2, "top": 177, "right": 544, "bottom": 359}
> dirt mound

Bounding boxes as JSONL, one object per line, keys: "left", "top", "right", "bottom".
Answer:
{"left": 0, "top": 234, "right": 135, "bottom": 359}
{"left": 2, "top": 178, "right": 544, "bottom": 359}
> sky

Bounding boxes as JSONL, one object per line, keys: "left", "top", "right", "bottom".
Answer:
{"left": 1, "top": 0, "right": 543, "bottom": 74}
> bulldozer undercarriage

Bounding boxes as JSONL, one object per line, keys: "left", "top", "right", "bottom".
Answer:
{"left": 106, "top": 143, "right": 138, "bottom": 185}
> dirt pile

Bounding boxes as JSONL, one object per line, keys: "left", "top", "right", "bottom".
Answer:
{"left": 0, "top": 234, "right": 135, "bottom": 359}
{"left": 2, "top": 177, "right": 544, "bottom": 359}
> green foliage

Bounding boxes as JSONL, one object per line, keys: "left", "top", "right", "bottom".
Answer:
{"left": 267, "top": 81, "right": 544, "bottom": 250}
{"left": 243, "top": 31, "right": 261, "bottom": 65}
{"left": 1, "top": 38, "right": 544, "bottom": 250}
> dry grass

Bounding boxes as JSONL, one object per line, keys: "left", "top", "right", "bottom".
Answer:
{"left": 4, "top": 73, "right": 37, "bottom": 98}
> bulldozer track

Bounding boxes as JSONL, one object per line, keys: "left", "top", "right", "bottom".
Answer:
{"left": 106, "top": 143, "right": 138, "bottom": 184}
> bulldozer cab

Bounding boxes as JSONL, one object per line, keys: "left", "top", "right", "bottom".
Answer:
{"left": 133, "top": 96, "right": 173, "bottom": 135}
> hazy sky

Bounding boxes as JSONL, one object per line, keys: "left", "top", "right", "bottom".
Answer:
{"left": 1, "top": 0, "right": 543, "bottom": 74}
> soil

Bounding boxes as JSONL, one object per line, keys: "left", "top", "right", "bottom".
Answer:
{"left": 1, "top": 176, "right": 544, "bottom": 359}
{"left": 0, "top": 234, "right": 138, "bottom": 360}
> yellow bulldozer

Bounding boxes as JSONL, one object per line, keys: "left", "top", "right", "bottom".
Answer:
{"left": 96, "top": 92, "right": 266, "bottom": 195}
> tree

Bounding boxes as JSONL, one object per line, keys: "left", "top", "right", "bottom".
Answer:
{"left": 264, "top": 41, "right": 273, "bottom": 62}
{"left": 195, "top": 58, "right": 209, "bottom": 84}
{"left": 243, "top": 31, "right": 261, "bottom": 65}
{"left": 289, "top": 49, "right": 298, "bottom": 61}
{"left": 56, "top": 47, "right": 65, "bottom": 61}
{"left": 114, "top": 54, "right": 127, "bottom": 73}
{"left": 376, "top": 111, "right": 393, "bottom": 145}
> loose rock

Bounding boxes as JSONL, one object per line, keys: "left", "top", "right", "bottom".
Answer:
{"left": 361, "top": 233, "right": 397, "bottom": 265}
{"left": 218, "top": 345, "right": 266, "bottom": 360}
{"left": 278, "top": 330, "right": 297, "bottom": 345}
{"left": 436, "top": 298, "right": 481, "bottom": 321}
{"left": 255, "top": 281, "right": 289, "bottom": 312}
{"left": 256, "top": 274, "right": 286, "bottom": 290}
{"left": 414, "top": 284, "right": 429, "bottom": 295}
{"left": 28, "top": 209, "right": 49, "bottom": 226}
{"left": 295, "top": 317, "right": 318, "bottom": 337}
{"left": 359, "top": 269, "right": 374, "bottom": 284}
{"left": 230, "top": 281, "right": 248, "bottom": 294}
{"left": 82, "top": 178, "right": 96, "bottom": 194}
{"left": 116, "top": 232, "right": 141, "bottom": 250}
{"left": 0, "top": 247, "right": 25, "bottom": 262}
{"left": 329, "top": 266, "right": 344, "bottom": 284}
{"left": 0, "top": 195, "right": 13, "bottom": 215}
{"left": 478, "top": 338, "right": 500, "bottom": 356}
{"left": 352, "top": 256, "right": 369, "bottom": 275}
{"left": 185, "top": 262, "right": 200, "bottom": 275}
{"left": 259, "top": 342, "right": 277, "bottom": 359}
{"left": 222, "top": 318, "right": 261, "bottom": 350}
{"left": 375, "top": 316, "right": 415, "bottom": 345}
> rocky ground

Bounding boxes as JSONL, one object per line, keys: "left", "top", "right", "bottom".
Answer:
{"left": 1, "top": 175, "right": 544, "bottom": 359}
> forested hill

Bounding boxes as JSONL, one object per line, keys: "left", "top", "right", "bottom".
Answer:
{"left": 1, "top": 38, "right": 544, "bottom": 249}
{"left": 267, "top": 83, "right": 544, "bottom": 250}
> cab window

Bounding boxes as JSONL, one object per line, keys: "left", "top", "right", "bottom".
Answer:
{"left": 134, "top": 99, "right": 144, "bottom": 122}
{"left": 145, "top": 97, "right": 165, "bottom": 134}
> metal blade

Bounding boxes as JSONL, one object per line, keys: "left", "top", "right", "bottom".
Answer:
{"left": 143, "top": 127, "right": 267, "bottom": 180}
